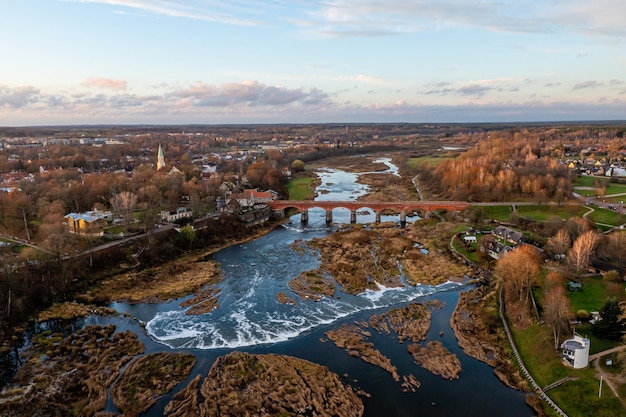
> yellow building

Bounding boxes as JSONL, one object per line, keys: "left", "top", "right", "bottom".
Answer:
{"left": 64, "top": 210, "right": 112, "bottom": 236}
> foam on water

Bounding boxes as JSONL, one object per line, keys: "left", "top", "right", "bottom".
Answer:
{"left": 145, "top": 279, "right": 458, "bottom": 350}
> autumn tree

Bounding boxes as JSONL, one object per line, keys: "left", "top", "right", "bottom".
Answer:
{"left": 545, "top": 228, "right": 571, "bottom": 259}
{"left": 606, "top": 231, "right": 626, "bottom": 263}
{"left": 542, "top": 285, "right": 571, "bottom": 350}
{"left": 291, "top": 159, "right": 305, "bottom": 173}
{"left": 568, "top": 230, "right": 600, "bottom": 276}
{"left": 110, "top": 191, "right": 138, "bottom": 229}
{"left": 495, "top": 245, "right": 541, "bottom": 303}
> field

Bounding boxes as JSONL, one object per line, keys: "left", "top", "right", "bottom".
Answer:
{"left": 516, "top": 205, "right": 587, "bottom": 221}
{"left": 286, "top": 176, "right": 316, "bottom": 200}
{"left": 407, "top": 155, "right": 454, "bottom": 169}
{"left": 574, "top": 176, "right": 626, "bottom": 196}
{"left": 587, "top": 207, "right": 626, "bottom": 226}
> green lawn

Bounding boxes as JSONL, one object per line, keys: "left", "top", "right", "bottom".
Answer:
{"left": 517, "top": 205, "right": 586, "bottom": 221}
{"left": 548, "top": 367, "right": 624, "bottom": 417}
{"left": 587, "top": 207, "right": 626, "bottom": 226}
{"left": 566, "top": 276, "right": 625, "bottom": 313}
{"left": 451, "top": 235, "right": 479, "bottom": 263}
{"left": 286, "top": 176, "right": 316, "bottom": 200}
{"left": 483, "top": 205, "right": 514, "bottom": 222}
{"left": 574, "top": 176, "right": 626, "bottom": 196}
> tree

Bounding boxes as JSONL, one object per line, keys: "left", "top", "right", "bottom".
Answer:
{"left": 291, "top": 159, "right": 305, "bottom": 173}
{"left": 545, "top": 228, "right": 570, "bottom": 259}
{"left": 469, "top": 207, "right": 488, "bottom": 229}
{"left": 568, "top": 230, "right": 600, "bottom": 275}
{"left": 602, "top": 270, "right": 622, "bottom": 283}
{"left": 593, "top": 299, "right": 626, "bottom": 340}
{"left": 607, "top": 231, "right": 626, "bottom": 262}
{"left": 495, "top": 245, "right": 541, "bottom": 303}
{"left": 110, "top": 191, "right": 138, "bottom": 229}
{"left": 178, "top": 224, "right": 196, "bottom": 249}
{"left": 542, "top": 286, "right": 571, "bottom": 350}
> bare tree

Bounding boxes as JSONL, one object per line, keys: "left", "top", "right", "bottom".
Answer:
{"left": 110, "top": 191, "right": 138, "bottom": 229}
{"left": 545, "top": 228, "right": 571, "bottom": 259}
{"left": 607, "top": 231, "right": 626, "bottom": 263}
{"left": 568, "top": 230, "right": 600, "bottom": 275}
{"left": 495, "top": 245, "right": 541, "bottom": 303}
{"left": 542, "top": 286, "right": 571, "bottom": 350}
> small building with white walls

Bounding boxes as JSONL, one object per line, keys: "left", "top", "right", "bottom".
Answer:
{"left": 561, "top": 334, "right": 590, "bottom": 369}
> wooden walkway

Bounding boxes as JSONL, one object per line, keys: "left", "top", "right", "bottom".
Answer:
{"left": 499, "top": 286, "right": 569, "bottom": 417}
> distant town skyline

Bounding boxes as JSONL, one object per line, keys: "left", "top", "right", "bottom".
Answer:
{"left": 1, "top": 0, "right": 626, "bottom": 126}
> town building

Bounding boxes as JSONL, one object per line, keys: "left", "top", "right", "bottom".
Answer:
{"left": 64, "top": 209, "right": 113, "bottom": 236}
{"left": 161, "top": 207, "right": 193, "bottom": 223}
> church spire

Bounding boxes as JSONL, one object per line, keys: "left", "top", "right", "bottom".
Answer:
{"left": 157, "top": 143, "right": 165, "bottom": 171}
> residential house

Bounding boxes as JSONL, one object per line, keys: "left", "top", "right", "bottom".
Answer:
{"left": 161, "top": 207, "right": 193, "bottom": 223}
{"left": 492, "top": 226, "right": 523, "bottom": 245}
{"left": 65, "top": 209, "right": 113, "bottom": 236}
{"left": 224, "top": 188, "right": 277, "bottom": 209}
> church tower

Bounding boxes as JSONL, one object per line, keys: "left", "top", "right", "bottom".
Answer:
{"left": 157, "top": 144, "right": 165, "bottom": 171}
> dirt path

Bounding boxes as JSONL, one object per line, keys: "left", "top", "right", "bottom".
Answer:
{"left": 592, "top": 358, "right": 624, "bottom": 405}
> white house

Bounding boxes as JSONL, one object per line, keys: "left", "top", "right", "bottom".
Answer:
{"left": 161, "top": 207, "right": 193, "bottom": 223}
{"left": 561, "top": 334, "right": 590, "bottom": 369}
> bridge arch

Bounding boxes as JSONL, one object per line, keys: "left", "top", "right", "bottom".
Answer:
{"left": 269, "top": 200, "right": 469, "bottom": 225}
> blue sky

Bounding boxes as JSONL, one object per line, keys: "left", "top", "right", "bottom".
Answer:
{"left": 1, "top": 0, "right": 625, "bottom": 125}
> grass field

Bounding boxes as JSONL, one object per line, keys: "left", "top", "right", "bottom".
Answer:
{"left": 574, "top": 176, "right": 626, "bottom": 196}
{"left": 517, "top": 205, "right": 587, "bottom": 221}
{"left": 407, "top": 155, "right": 454, "bottom": 169}
{"left": 286, "top": 176, "right": 316, "bottom": 200}
{"left": 483, "top": 205, "right": 514, "bottom": 222}
{"left": 587, "top": 207, "right": 626, "bottom": 226}
{"left": 567, "top": 276, "right": 626, "bottom": 313}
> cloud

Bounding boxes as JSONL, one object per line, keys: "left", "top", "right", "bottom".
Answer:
{"left": 170, "top": 81, "right": 330, "bottom": 107}
{"left": 0, "top": 86, "right": 41, "bottom": 108}
{"left": 70, "top": 0, "right": 263, "bottom": 26}
{"left": 573, "top": 80, "right": 603, "bottom": 90}
{"left": 2, "top": 80, "right": 626, "bottom": 125}
{"left": 294, "top": 0, "right": 626, "bottom": 39}
{"left": 419, "top": 79, "right": 516, "bottom": 97}
{"left": 81, "top": 77, "right": 128, "bottom": 91}
{"left": 68, "top": 0, "right": 626, "bottom": 40}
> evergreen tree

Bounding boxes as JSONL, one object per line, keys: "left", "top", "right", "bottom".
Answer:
{"left": 593, "top": 299, "right": 626, "bottom": 340}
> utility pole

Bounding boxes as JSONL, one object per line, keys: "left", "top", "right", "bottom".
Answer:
{"left": 598, "top": 375, "right": 603, "bottom": 398}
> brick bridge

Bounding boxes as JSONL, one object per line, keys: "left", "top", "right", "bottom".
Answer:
{"left": 269, "top": 200, "right": 469, "bottom": 224}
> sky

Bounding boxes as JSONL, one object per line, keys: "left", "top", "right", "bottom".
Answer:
{"left": 1, "top": 0, "right": 626, "bottom": 125}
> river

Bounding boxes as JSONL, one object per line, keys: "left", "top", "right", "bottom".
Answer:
{"left": 103, "top": 157, "right": 532, "bottom": 416}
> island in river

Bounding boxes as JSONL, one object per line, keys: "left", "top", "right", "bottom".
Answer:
{"left": 0, "top": 153, "right": 537, "bottom": 417}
